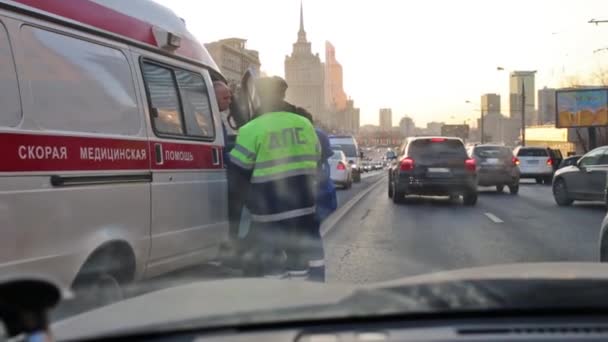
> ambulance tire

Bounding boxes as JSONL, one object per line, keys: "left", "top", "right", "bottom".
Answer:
{"left": 71, "top": 243, "right": 135, "bottom": 311}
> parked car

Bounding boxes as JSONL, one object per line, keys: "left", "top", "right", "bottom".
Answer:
{"left": 330, "top": 135, "right": 363, "bottom": 182}
{"left": 468, "top": 144, "right": 520, "bottom": 194}
{"left": 513, "top": 146, "right": 555, "bottom": 184}
{"left": 329, "top": 149, "right": 353, "bottom": 189}
{"left": 388, "top": 137, "right": 478, "bottom": 205}
{"left": 559, "top": 155, "right": 581, "bottom": 169}
{"left": 553, "top": 146, "right": 608, "bottom": 206}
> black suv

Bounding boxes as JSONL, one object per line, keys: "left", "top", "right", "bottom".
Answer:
{"left": 388, "top": 137, "right": 478, "bottom": 205}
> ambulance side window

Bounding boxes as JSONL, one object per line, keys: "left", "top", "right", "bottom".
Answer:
{"left": 0, "top": 22, "right": 21, "bottom": 127}
{"left": 21, "top": 26, "right": 140, "bottom": 135}
{"left": 141, "top": 60, "right": 215, "bottom": 140}
{"left": 141, "top": 62, "right": 184, "bottom": 135}
{"left": 174, "top": 69, "right": 215, "bottom": 139}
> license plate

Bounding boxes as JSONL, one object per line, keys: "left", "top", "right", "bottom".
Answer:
{"left": 485, "top": 158, "right": 500, "bottom": 164}
{"left": 527, "top": 160, "right": 539, "bottom": 164}
{"left": 428, "top": 167, "right": 450, "bottom": 173}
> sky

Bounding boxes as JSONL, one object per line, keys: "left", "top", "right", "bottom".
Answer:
{"left": 156, "top": 0, "right": 608, "bottom": 127}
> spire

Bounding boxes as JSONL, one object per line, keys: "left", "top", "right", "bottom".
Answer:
{"left": 297, "top": 1, "right": 307, "bottom": 42}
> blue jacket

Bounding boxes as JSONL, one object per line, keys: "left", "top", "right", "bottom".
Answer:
{"left": 315, "top": 128, "right": 337, "bottom": 222}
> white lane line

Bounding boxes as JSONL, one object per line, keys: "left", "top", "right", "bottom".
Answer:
{"left": 484, "top": 212, "right": 504, "bottom": 223}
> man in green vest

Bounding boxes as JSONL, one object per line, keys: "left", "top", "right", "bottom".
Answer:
{"left": 229, "top": 76, "right": 320, "bottom": 279}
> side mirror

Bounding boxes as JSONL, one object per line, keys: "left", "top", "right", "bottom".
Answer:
{"left": 576, "top": 159, "right": 585, "bottom": 169}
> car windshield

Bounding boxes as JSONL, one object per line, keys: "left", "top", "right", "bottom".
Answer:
{"left": 408, "top": 139, "right": 467, "bottom": 161}
{"left": 330, "top": 151, "right": 344, "bottom": 160}
{"left": 5, "top": 0, "right": 608, "bottom": 340}
{"left": 475, "top": 146, "right": 511, "bottom": 158}
{"left": 331, "top": 144, "right": 357, "bottom": 157}
{"left": 518, "top": 148, "right": 549, "bottom": 157}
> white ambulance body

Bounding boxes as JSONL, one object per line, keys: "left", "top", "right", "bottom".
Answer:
{"left": 0, "top": 0, "right": 229, "bottom": 293}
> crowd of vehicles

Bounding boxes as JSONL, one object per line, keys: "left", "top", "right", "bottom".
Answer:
{"left": 385, "top": 137, "right": 608, "bottom": 207}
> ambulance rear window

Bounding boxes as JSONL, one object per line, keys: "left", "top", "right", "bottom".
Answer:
{"left": 0, "top": 22, "right": 22, "bottom": 127}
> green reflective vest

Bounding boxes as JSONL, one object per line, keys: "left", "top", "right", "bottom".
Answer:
{"left": 229, "top": 111, "right": 320, "bottom": 222}
{"left": 229, "top": 111, "right": 320, "bottom": 183}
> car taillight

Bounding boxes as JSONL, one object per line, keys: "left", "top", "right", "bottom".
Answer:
{"left": 465, "top": 158, "right": 476, "bottom": 172}
{"left": 430, "top": 138, "right": 446, "bottom": 142}
{"left": 337, "top": 162, "right": 346, "bottom": 170}
{"left": 547, "top": 158, "right": 553, "bottom": 166}
{"left": 400, "top": 157, "right": 415, "bottom": 171}
{"left": 512, "top": 157, "right": 520, "bottom": 166}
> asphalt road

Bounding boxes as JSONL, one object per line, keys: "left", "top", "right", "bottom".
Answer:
{"left": 325, "top": 175, "right": 608, "bottom": 284}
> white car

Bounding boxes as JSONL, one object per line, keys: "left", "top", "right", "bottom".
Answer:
{"left": 329, "top": 150, "right": 353, "bottom": 188}
{"left": 513, "top": 146, "right": 555, "bottom": 184}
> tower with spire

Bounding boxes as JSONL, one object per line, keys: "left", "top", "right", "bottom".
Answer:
{"left": 285, "top": 1, "right": 325, "bottom": 121}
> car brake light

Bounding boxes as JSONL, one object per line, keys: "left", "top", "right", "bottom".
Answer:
{"left": 400, "top": 157, "right": 415, "bottom": 171}
{"left": 512, "top": 157, "right": 520, "bottom": 166}
{"left": 547, "top": 158, "right": 553, "bottom": 166}
{"left": 465, "top": 158, "right": 476, "bottom": 172}
{"left": 430, "top": 138, "right": 446, "bottom": 142}
{"left": 337, "top": 162, "right": 346, "bottom": 170}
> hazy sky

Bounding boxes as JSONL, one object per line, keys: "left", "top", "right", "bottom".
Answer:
{"left": 156, "top": 0, "right": 608, "bottom": 126}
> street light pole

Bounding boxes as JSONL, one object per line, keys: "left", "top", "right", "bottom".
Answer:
{"left": 520, "top": 82, "right": 526, "bottom": 146}
{"left": 465, "top": 100, "right": 483, "bottom": 143}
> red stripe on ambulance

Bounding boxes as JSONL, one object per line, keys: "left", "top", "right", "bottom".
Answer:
{"left": 0, "top": 132, "right": 222, "bottom": 172}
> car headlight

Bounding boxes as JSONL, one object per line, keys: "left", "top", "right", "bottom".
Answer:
{"left": 351, "top": 164, "right": 357, "bottom": 169}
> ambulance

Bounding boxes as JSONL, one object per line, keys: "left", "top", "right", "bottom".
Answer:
{"left": 0, "top": 0, "right": 251, "bottom": 302}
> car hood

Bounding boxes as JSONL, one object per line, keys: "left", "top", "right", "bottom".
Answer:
{"left": 53, "top": 262, "right": 608, "bottom": 340}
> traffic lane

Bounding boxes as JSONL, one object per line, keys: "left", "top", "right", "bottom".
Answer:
{"left": 325, "top": 177, "right": 604, "bottom": 285}
{"left": 335, "top": 170, "right": 385, "bottom": 206}
{"left": 476, "top": 180, "right": 606, "bottom": 262}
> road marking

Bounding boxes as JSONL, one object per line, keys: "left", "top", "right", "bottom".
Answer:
{"left": 484, "top": 212, "right": 504, "bottom": 223}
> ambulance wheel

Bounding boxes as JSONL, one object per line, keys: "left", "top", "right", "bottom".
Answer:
{"left": 71, "top": 243, "right": 134, "bottom": 311}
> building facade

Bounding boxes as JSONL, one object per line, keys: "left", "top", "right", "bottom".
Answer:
{"left": 481, "top": 93, "right": 500, "bottom": 115}
{"left": 538, "top": 87, "right": 556, "bottom": 125}
{"left": 379, "top": 108, "right": 392, "bottom": 130}
{"left": 399, "top": 116, "right": 416, "bottom": 137}
{"left": 205, "top": 38, "right": 260, "bottom": 86}
{"left": 509, "top": 71, "right": 536, "bottom": 125}
{"left": 284, "top": 3, "right": 325, "bottom": 121}
{"left": 324, "top": 41, "right": 347, "bottom": 112}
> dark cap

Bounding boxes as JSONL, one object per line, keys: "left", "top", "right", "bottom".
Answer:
{"left": 256, "top": 76, "right": 288, "bottom": 99}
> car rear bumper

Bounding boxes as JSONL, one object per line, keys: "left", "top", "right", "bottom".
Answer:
{"left": 520, "top": 172, "right": 553, "bottom": 178}
{"left": 478, "top": 171, "right": 518, "bottom": 186}
{"left": 395, "top": 175, "right": 476, "bottom": 195}
{"left": 331, "top": 171, "right": 349, "bottom": 184}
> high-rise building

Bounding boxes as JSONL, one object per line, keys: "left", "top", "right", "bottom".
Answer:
{"left": 538, "top": 87, "right": 556, "bottom": 125}
{"left": 509, "top": 71, "right": 536, "bottom": 125}
{"left": 284, "top": 3, "right": 325, "bottom": 121}
{"left": 205, "top": 38, "right": 260, "bottom": 86}
{"left": 481, "top": 93, "right": 500, "bottom": 114}
{"left": 379, "top": 108, "right": 392, "bottom": 130}
{"left": 324, "top": 41, "right": 347, "bottom": 112}
{"left": 399, "top": 116, "right": 416, "bottom": 137}
{"left": 426, "top": 122, "right": 444, "bottom": 136}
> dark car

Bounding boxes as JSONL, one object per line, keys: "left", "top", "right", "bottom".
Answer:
{"left": 468, "top": 144, "right": 520, "bottom": 194}
{"left": 559, "top": 155, "right": 581, "bottom": 169}
{"left": 388, "top": 137, "right": 478, "bottom": 205}
{"left": 552, "top": 146, "right": 608, "bottom": 206}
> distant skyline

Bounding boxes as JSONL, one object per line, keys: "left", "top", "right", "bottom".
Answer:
{"left": 156, "top": 0, "right": 608, "bottom": 126}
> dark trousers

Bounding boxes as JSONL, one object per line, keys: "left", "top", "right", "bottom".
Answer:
{"left": 244, "top": 214, "right": 322, "bottom": 278}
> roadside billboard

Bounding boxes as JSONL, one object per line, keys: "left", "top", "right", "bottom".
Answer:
{"left": 441, "top": 124, "right": 469, "bottom": 140}
{"left": 556, "top": 88, "right": 608, "bottom": 128}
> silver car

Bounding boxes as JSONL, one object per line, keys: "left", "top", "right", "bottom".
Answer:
{"left": 469, "top": 144, "right": 521, "bottom": 194}
{"left": 329, "top": 149, "right": 353, "bottom": 189}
